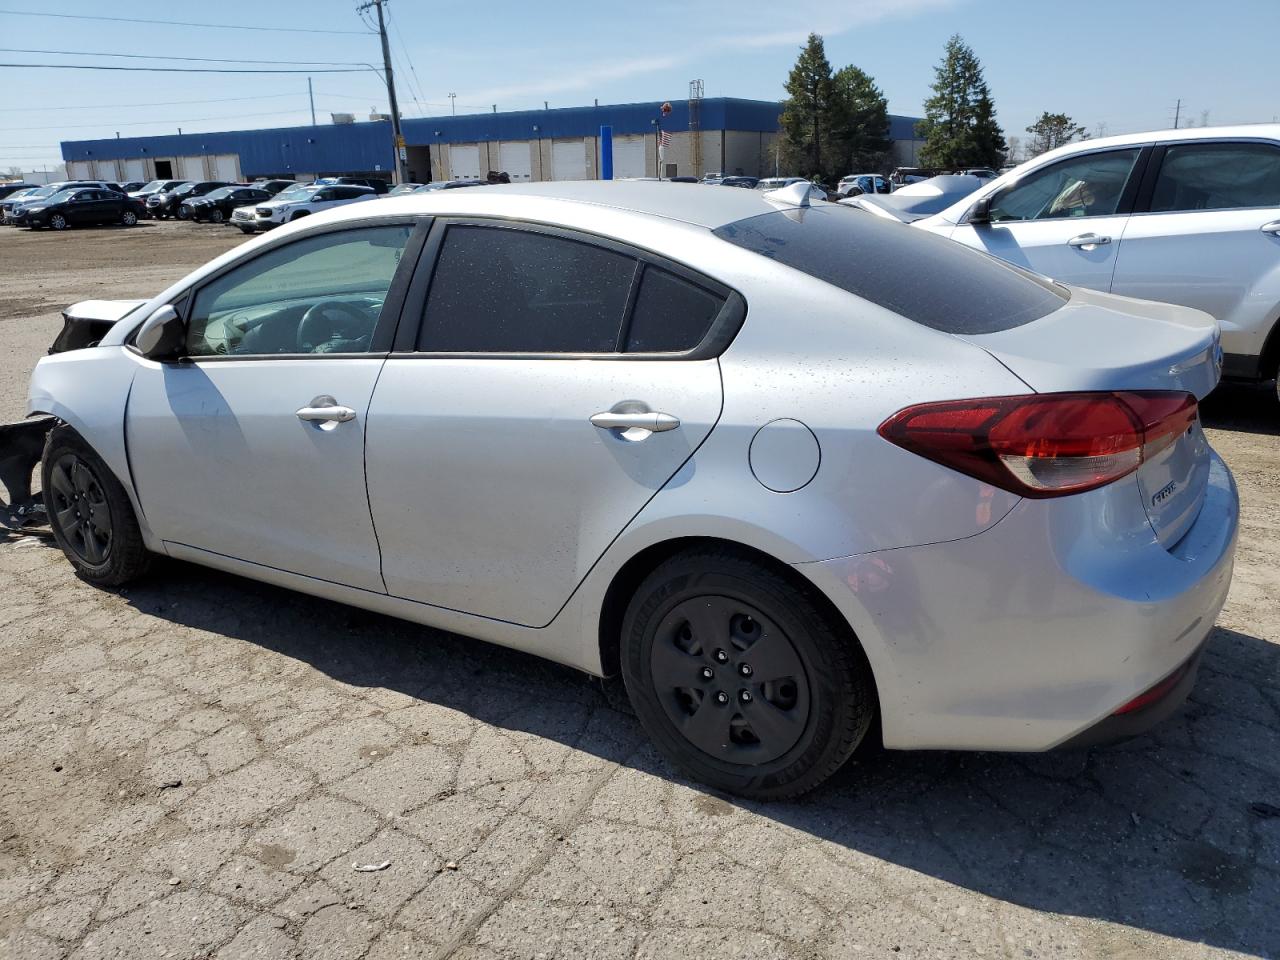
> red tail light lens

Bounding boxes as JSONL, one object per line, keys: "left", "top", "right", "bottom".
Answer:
{"left": 878, "top": 391, "right": 1197, "bottom": 498}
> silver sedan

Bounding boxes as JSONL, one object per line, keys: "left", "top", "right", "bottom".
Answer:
{"left": 27, "top": 180, "right": 1238, "bottom": 798}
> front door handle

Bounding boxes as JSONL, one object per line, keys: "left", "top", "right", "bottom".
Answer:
{"left": 1067, "top": 233, "right": 1111, "bottom": 249}
{"left": 296, "top": 395, "right": 356, "bottom": 423}
{"left": 590, "top": 411, "right": 681, "bottom": 433}
{"left": 1261, "top": 220, "right": 1280, "bottom": 236}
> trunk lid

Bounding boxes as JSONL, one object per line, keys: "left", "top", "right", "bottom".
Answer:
{"left": 962, "top": 286, "right": 1221, "bottom": 548}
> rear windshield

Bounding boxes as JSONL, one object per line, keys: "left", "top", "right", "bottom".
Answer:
{"left": 713, "top": 207, "right": 1068, "bottom": 334}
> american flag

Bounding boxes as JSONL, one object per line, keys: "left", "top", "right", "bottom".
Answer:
{"left": 658, "top": 129, "right": 672, "bottom": 147}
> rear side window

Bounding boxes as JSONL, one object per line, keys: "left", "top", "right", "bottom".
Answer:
{"left": 1149, "top": 142, "right": 1280, "bottom": 212}
{"left": 713, "top": 207, "right": 1067, "bottom": 335}
{"left": 625, "top": 266, "right": 724, "bottom": 352}
{"left": 418, "top": 225, "right": 637, "bottom": 353}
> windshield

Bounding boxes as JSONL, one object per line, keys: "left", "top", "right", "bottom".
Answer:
{"left": 713, "top": 206, "right": 1067, "bottom": 335}
{"left": 138, "top": 180, "right": 164, "bottom": 192}
{"left": 204, "top": 187, "right": 234, "bottom": 200}
{"left": 173, "top": 183, "right": 198, "bottom": 195}
{"left": 274, "top": 186, "right": 314, "bottom": 202}
{"left": 44, "top": 190, "right": 78, "bottom": 204}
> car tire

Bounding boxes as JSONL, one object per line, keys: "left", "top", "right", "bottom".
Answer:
{"left": 49, "top": 214, "right": 68, "bottom": 230}
{"left": 176, "top": 207, "right": 190, "bottom": 220}
{"left": 209, "top": 209, "right": 224, "bottom": 223}
{"left": 121, "top": 210, "right": 138, "bottom": 226}
{"left": 620, "top": 547, "right": 875, "bottom": 800}
{"left": 237, "top": 225, "right": 255, "bottom": 234}
{"left": 42, "top": 425, "right": 149, "bottom": 588}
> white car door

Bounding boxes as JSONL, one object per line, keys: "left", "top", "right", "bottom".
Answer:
{"left": 944, "top": 146, "right": 1148, "bottom": 289}
{"left": 125, "top": 221, "right": 421, "bottom": 591}
{"left": 365, "top": 221, "right": 731, "bottom": 627}
{"left": 1110, "top": 139, "right": 1280, "bottom": 371}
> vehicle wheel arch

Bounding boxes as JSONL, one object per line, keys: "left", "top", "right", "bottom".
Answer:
{"left": 596, "top": 536, "right": 881, "bottom": 726}
{"left": 1258, "top": 309, "right": 1280, "bottom": 381}
{"left": 290, "top": 210, "right": 310, "bottom": 221}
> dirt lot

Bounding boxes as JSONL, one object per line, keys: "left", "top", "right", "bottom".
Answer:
{"left": 1, "top": 221, "right": 1278, "bottom": 960}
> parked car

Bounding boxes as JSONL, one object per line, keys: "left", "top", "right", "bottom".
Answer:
{"left": 129, "top": 179, "right": 189, "bottom": 216}
{"left": 27, "top": 181, "right": 1237, "bottom": 799}
{"left": 889, "top": 167, "right": 946, "bottom": 189}
{"left": 718, "top": 176, "right": 759, "bottom": 189}
{"left": 414, "top": 179, "right": 485, "bottom": 192}
{"left": 249, "top": 179, "right": 297, "bottom": 196}
{"left": 315, "top": 176, "right": 390, "bottom": 195}
{"left": 910, "top": 125, "right": 1280, "bottom": 390}
{"left": 3, "top": 181, "right": 122, "bottom": 224}
{"left": 840, "top": 175, "right": 985, "bottom": 222}
{"left": 147, "top": 181, "right": 229, "bottom": 220}
{"left": 0, "top": 181, "right": 36, "bottom": 200}
{"left": 959, "top": 168, "right": 998, "bottom": 181}
{"left": 1, "top": 186, "right": 42, "bottom": 220}
{"left": 387, "top": 183, "right": 426, "bottom": 196}
{"left": 755, "top": 177, "right": 830, "bottom": 201}
{"left": 837, "top": 174, "right": 891, "bottom": 197}
{"left": 181, "top": 186, "right": 272, "bottom": 223}
{"left": 117, "top": 180, "right": 146, "bottom": 194}
{"left": 240, "top": 183, "right": 375, "bottom": 231}
{"left": 11, "top": 187, "right": 140, "bottom": 230}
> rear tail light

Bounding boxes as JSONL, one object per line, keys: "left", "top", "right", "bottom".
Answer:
{"left": 878, "top": 391, "right": 1197, "bottom": 498}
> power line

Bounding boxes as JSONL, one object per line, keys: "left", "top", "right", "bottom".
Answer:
{"left": 0, "top": 8, "right": 374, "bottom": 35}
{"left": 387, "top": 6, "right": 430, "bottom": 117}
{"left": 3, "top": 108, "right": 318, "bottom": 132}
{"left": 0, "top": 63, "right": 372, "bottom": 75}
{"left": 0, "top": 47, "right": 371, "bottom": 67}
{"left": 0, "top": 92, "right": 303, "bottom": 113}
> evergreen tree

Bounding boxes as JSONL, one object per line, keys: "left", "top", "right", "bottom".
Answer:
{"left": 829, "top": 65, "right": 891, "bottom": 175}
{"left": 780, "top": 34, "right": 835, "bottom": 179}
{"left": 916, "top": 35, "right": 1005, "bottom": 169}
{"left": 1025, "top": 112, "right": 1087, "bottom": 156}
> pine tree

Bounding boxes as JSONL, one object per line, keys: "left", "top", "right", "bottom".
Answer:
{"left": 916, "top": 35, "right": 1005, "bottom": 169}
{"left": 780, "top": 34, "right": 835, "bottom": 179}
{"left": 1025, "top": 112, "right": 1087, "bottom": 156}
{"left": 829, "top": 65, "right": 891, "bottom": 175}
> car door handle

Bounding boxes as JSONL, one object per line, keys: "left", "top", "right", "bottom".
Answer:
{"left": 296, "top": 395, "right": 356, "bottom": 423}
{"left": 590, "top": 411, "right": 681, "bottom": 433}
{"left": 1067, "top": 233, "right": 1111, "bottom": 248}
{"left": 1261, "top": 220, "right": 1280, "bottom": 236}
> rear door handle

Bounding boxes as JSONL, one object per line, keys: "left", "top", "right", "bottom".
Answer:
{"left": 1067, "top": 233, "right": 1111, "bottom": 249}
{"left": 296, "top": 394, "right": 356, "bottom": 423}
{"left": 590, "top": 411, "right": 681, "bottom": 433}
{"left": 1261, "top": 220, "right": 1280, "bottom": 236}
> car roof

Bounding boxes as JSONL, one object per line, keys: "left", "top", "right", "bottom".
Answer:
{"left": 335, "top": 179, "right": 825, "bottom": 229}
{"left": 1023, "top": 123, "right": 1280, "bottom": 165}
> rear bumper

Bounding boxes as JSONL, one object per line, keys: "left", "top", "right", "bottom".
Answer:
{"left": 798, "top": 449, "right": 1238, "bottom": 752}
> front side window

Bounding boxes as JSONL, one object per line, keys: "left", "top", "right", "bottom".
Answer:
{"left": 186, "top": 225, "right": 413, "bottom": 357}
{"left": 1149, "top": 142, "right": 1280, "bottom": 212}
{"left": 417, "top": 225, "right": 637, "bottom": 353}
{"left": 988, "top": 148, "right": 1142, "bottom": 222}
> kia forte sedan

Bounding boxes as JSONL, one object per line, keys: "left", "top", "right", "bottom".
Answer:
{"left": 27, "top": 181, "right": 1238, "bottom": 798}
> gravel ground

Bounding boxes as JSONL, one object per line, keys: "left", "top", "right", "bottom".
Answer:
{"left": 1, "top": 221, "right": 1278, "bottom": 960}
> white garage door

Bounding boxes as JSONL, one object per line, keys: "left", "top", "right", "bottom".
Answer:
{"left": 450, "top": 144, "right": 480, "bottom": 180}
{"left": 551, "top": 140, "right": 586, "bottom": 181}
{"left": 93, "top": 161, "right": 118, "bottom": 181}
{"left": 178, "top": 156, "right": 205, "bottom": 180}
{"left": 68, "top": 161, "right": 93, "bottom": 180}
{"left": 124, "top": 158, "right": 146, "bottom": 182}
{"left": 212, "top": 154, "right": 240, "bottom": 181}
{"left": 612, "top": 135, "right": 647, "bottom": 179}
{"left": 498, "top": 141, "right": 532, "bottom": 181}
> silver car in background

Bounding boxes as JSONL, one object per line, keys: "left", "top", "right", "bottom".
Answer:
{"left": 27, "top": 181, "right": 1237, "bottom": 798}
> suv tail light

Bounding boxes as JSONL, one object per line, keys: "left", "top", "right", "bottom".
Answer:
{"left": 878, "top": 391, "right": 1197, "bottom": 499}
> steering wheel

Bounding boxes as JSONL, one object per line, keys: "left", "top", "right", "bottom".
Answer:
{"left": 296, "top": 300, "right": 371, "bottom": 353}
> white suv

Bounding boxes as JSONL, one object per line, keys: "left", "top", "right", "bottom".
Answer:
{"left": 235, "top": 183, "right": 374, "bottom": 233}
{"left": 912, "top": 125, "right": 1280, "bottom": 391}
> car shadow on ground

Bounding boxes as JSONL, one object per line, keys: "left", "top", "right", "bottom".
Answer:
{"left": 90, "top": 553, "right": 1278, "bottom": 958}
{"left": 1201, "top": 379, "right": 1280, "bottom": 436}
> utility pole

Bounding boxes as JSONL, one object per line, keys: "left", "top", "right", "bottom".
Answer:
{"left": 449, "top": 92, "right": 456, "bottom": 115}
{"left": 1173, "top": 98, "right": 1182, "bottom": 129}
{"left": 308, "top": 76, "right": 316, "bottom": 126}
{"left": 358, "top": 0, "right": 407, "bottom": 184}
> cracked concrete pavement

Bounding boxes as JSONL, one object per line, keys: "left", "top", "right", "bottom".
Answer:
{"left": 1, "top": 222, "right": 1278, "bottom": 959}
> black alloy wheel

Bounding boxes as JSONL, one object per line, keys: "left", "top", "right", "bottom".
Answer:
{"left": 47, "top": 453, "right": 113, "bottom": 566}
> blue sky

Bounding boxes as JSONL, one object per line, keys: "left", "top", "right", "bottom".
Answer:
{"left": 2, "top": 0, "right": 1277, "bottom": 171}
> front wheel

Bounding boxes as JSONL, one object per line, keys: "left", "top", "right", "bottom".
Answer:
{"left": 209, "top": 209, "right": 225, "bottom": 223}
{"left": 620, "top": 548, "right": 875, "bottom": 800}
{"left": 237, "top": 225, "right": 255, "bottom": 234}
{"left": 121, "top": 210, "right": 138, "bottom": 226}
{"left": 49, "top": 214, "right": 68, "bottom": 230}
{"left": 43, "top": 426, "right": 149, "bottom": 587}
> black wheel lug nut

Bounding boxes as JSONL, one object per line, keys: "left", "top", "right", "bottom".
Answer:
{"left": 715, "top": 691, "right": 729, "bottom": 705}
{"left": 739, "top": 664, "right": 752, "bottom": 677}
{"left": 714, "top": 649, "right": 728, "bottom": 663}
{"left": 700, "top": 667, "right": 714, "bottom": 681}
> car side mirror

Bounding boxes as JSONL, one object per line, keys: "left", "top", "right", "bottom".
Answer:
{"left": 134, "top": 305, "right": 186, "bottom": 361}
{"left": 966, "top": 195, "right": 993, "bottom": 225}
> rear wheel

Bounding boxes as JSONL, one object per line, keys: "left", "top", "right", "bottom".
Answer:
{"left": 620, "top": 548, "right": 875, "bottom": 800}
{"left": 121, "top": 210, "right": 138, "bottom": 226}
{"left": 42, "top": 426, "right": 149, "bottom": 587}
{"left": 209, "top": 209, "right": 224, "bottom": 223}
{"left": 49, "top": 214, "right": 68, "bottom": 231}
